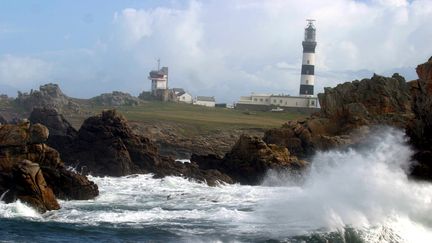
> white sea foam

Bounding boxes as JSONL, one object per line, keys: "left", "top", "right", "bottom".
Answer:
{"left": 254, "top": 127, "right": 432, "bottom": 242}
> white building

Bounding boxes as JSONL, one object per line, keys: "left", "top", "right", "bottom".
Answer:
{"left": 237, "top": 93, "right": 317, "bottom": 108}
{"left": 177, "top": 92, "right": 193, "bottom": 104}
{"left": 194, "top": 96, "right": 216, "bottom": 107}
{"left": 148, "top": 66, "right": 168, "bottom": 96}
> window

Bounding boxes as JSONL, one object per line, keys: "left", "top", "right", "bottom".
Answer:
{"left": 311, "top": 100, "right": 315, "bottom": 105}
{"left": 280, "top": 100, "right": 282, "bottom": 103}
{"left": 265, "top": 99, "right": 269, "bottom": 102}
{"left": 307, "top": 60, "right": 310, "bottom": 64}
{"left": 273, "top": 100, "right": 276, "bottom": 103}
{"left": 260, "top": 98, "right": 263, "bottom": 102}
{"left": 254, "top": 98, "right": 257, "bottom": 102}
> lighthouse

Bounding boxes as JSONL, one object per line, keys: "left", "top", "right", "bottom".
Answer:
{"left": 299, "top": 19, "right": 316, "bottom": 96}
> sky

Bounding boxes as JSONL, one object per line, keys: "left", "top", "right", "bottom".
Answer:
{"left": 0, "top": 0, "right": 431, "bottom": 103}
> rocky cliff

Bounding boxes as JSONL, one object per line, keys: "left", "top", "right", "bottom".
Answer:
{"left": 31, "top": 109, "right": 236, "bottom": 185}
{"left": 0, "top": 121, "right": 98, "bottom": 212}
{"left": 15, "top": 83, "right": 80, "bottom": 112}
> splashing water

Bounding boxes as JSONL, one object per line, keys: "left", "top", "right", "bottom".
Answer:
{"left": 256, "top": 127, "right": 432, "bottom": 242}
{"left": 0, "top": 127, "right": 431, "bottom": 242}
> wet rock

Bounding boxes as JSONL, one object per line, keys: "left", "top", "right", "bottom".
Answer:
{"left": 41, "top": 166, "right": 99, "bottom": 200}
{"left": 192, "top": 135, "right": 306, "bottom": 185}
{"left": 407, "top": 57, "right": 432, "bottom": 180}
{"left": 0, "top": 122, "right": 99, "bottom": 211}
{"left": 3, "top": 160, "right": 60, "bottom": 213}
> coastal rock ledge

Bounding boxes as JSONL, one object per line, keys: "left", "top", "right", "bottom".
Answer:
{"left": 0, "top": 121, "right": 98, "bottom": 213}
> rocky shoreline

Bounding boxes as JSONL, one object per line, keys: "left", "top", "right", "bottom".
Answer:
{"left": 1, "top": 57, "right": 431, "bottom": 212}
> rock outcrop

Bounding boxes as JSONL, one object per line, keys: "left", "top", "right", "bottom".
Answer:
{"left": 90, "top": 91, "right": 141, "bottom": 106}
{"left": 2, "top": 160, "right": 60, "bottom": 213}
{"left": 40, "top": 109, "right": 233, "bottom": 185}
{"left": 261, "top": 57, "right": 432, "bottom": 181}
{"left": 192, "top": 135, "right": 306, "bottom": 185}
{"left": 29, "top": 108, "right": 78, "bottom": 154}
{"left": 0, "top": 121, "right": 98, "bottom": 211}
{"left": 263, "top": 73, "right": 415, "bottom": 159}
{"left": 407, "top": 57, "right": 432, "bottom": 180}
{"left": 15, "top": 83, "right": 80, "bottom": 112}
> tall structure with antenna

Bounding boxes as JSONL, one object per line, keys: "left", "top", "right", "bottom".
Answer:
{"left": 299, "top": 19, "right": 316, "bottom": 96}
{"left": 148, "top": 59, "right": 169, "bottom": 99}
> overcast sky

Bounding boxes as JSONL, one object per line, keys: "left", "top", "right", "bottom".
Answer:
{"left": 0, "top": 0, "right": 431, "bottom": 103}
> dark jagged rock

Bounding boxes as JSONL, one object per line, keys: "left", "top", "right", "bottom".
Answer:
{"left": 0, "top": 122, "right": 99, "bottom": 211}
{"left": 318, "top": 73, "right": 413, "bottom": 130}
{"left": 59, "top": 109, "right": 233, "bottom": 185}
{"left": 263, "top": 73, "right": 415, "bottom": 159}
{"left": 407, "top": 57, "right": 432, "bottom": 180}
{"left": 29, "top": 108, "right": 78, "bottom": 154}
{"left": 2, "top": 160, "right": 60, "bottom": 213}
{"left": 192, "top": 135, "right": 306, "bottom": 185}
{"left": 41, "top": 166, "right": 99, "bottom": 200}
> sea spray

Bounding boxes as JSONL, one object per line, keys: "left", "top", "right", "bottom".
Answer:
{"left": 256, "top": 127, "right": 432, "bottom": 242}
{"left": 0, "top": 128, "right": 431, "bottom": 242}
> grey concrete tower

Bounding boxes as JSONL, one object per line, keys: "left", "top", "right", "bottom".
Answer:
{"left": 299, "top": 19, "right": 316, "bottom": 96}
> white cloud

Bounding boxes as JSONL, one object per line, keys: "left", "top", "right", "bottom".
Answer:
{"left": 0, "top": 55, "right": 53, "bottom": 87}
{"left": 2, "top": 0, "right": 431, "bottom": 102}
{"left": 106, "top": 0, "right": 432, "bottom": 102}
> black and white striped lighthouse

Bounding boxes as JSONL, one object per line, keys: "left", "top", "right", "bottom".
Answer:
{"left": 299, "top": 19, "right": 316, "bottom": 96}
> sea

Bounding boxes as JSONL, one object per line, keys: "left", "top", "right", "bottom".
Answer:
{"left": 1, "top": 128, "right": 432, "bottom": 242}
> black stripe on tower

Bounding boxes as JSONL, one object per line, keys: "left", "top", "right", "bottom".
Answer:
{"left": 301, "top": 65, "right": 314, "bottom": 75}
{"left": 300, "top": 84, "right": 314, "bottom": 95}
{"left": 302, "top": 41, "right": 317, "bottom": 53}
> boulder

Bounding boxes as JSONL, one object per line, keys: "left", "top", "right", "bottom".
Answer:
{"left": 0, "top": 122, "right": 99, "bottom": 211}
{"left": 192, "top": 135, "right": 306, "bottom": 185}
{"left": 29, "top": 108, "right": 78, "bottom": 154}
{"left": 41, "top": 166, "right": 99, "bottom": 200}
{"left": 2, "top": 160, "right": 60, "bottom": 213}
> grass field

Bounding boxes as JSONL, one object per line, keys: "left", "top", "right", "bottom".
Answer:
{"left": 69, "top": 101, "right": 304, "bottom": 134}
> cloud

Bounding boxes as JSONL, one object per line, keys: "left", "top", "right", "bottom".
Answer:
{"left": 2, "top": 0, "right": 431, "bottom": 102}
{"left": 0, "top": 55, "right": 53, "bottom": 88}
{"left": 106, "top": 0, "right": 431, "bottom": 102}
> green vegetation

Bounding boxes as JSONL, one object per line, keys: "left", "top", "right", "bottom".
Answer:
{"left": 78, "top": 101, "right": 304, "bottom": 133}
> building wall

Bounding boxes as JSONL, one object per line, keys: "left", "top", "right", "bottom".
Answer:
{"left": 194, "top": 100, "right": 215, "bottom": 107}
{"left": 178, "top": 93, "right": 193, "bottom": 104}
{"left": 270, "top": 96, "right": 318, "bottom": 108}
{"left": 238, "top": 94, "right": 318, "bottom": 108}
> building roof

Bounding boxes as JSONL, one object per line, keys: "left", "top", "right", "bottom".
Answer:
{"left": 176, "top": 91, "right": 186, "bottom": 96}
{"left": 172, "top": 88, "right": 185, "bottom": 93}
{"left": 196, "top": 96, "right": 215, "bottom": 102}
